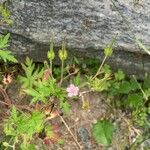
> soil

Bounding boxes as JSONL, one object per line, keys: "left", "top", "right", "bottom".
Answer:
{"left": 0, "top": 80, "right": 149, "bottom": 150}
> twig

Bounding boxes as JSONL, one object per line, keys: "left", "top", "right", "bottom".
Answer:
{"left": 63, "top": 70, "right": 79, "bottom": 81}
{"left": 56, "top": 110, "right": 83, "bottom": 150}
{"left": 79, "top": 90, "right": 93, "bottom": 97}
{"left": 0, "top": 100, "right": 33, "bottom": 112}
{"left": 0, "top": 86, "right": 11, "bottom": 104}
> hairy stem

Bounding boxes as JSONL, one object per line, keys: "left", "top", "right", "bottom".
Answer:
{"left": 50, "top": 60, "right": 53, "bottom": 78}
{"left": 60, "top": 60, "right": 64, "bottom": 85}
{"left": 92, "top": 56, "right": 107, "bottom": 80}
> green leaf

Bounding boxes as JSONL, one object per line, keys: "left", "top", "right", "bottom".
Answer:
{"left": 0, "top": 34, "right": 17, "bottom": 63}
{"left": 25, "top": 88, "right": 46, "bottom": 103}
{"left": 114, "top": 70, "right": 125, "bottom": 81}
{"left": 89, "top": 76, "right": 111, "bottom": 92}
{"left": 102, "top": 64, "right": 111, "bottom": 74}
{"left": 20, "top": 142, "right": 36, "bottom": 150}
{"left": 19, "top": 57, "right": 44, "bottom": 89}
{"left": 118, "top": 81, "right": 132, "bottom": 94}
{"left": 60, "top": 100, "right": 71, "bottom": 114}
{"left": 92, "top": 119, "right": 114, "bottom": 146}
{"left": 129, "top": 78, "right": 140, "bottom": 91}
{"left": 144, "top": 88, "right": 150, "bottom": 98}
{"left": 0, "top": 33, "right": 10, "bottom": 49}
{"left": 0, "top": 50, "right": 18, "bottom": 63}
{"left": 0, "top": 5, "right": 13, "bottom": 25}
{"left": 45, "top": 125, "right": 54, "bottom": 138}
{"left": 74, "top": 56, "right": 80, "bottom": 65}
{"left": 3, "top": 142, "right": 9, "bottom": 147}
{"left": 11, "top": 106, "right": 18, "bottom": 121}
{"left": 4, "top": 108, "right": 44, "bottom": 140}
{"left": 58, "top": 139, "right": 65, "bottom": 145}
{"left": 73, "top": 73, "right": 81, "bottom": 86}
{"left": 125, "top": 94, "right": 143, "bottom": 109}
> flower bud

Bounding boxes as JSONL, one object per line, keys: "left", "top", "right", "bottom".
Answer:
{"left": 58, "top": 49, "right": 68, "bottom": 61}
{"left": 104, "top": 46, "right": 113, "bottom": 57}
{"left": 58, "top": 41, "right": 68, "bottom": 61}
{"left": 47, "top": 50, "right": 55, "bottom": 60}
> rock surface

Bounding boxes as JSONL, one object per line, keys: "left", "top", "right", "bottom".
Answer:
{"left": 0, "top": 0, "right": 150, "bottom": 77}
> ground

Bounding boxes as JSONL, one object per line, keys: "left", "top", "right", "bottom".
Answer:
{"left": 0, "top": 80, "right": 148, "bottom": 150}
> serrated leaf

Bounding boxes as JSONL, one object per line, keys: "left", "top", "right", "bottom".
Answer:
{"left": 118, "top": 81, "right": 132, "bottom": 94}
{"left": 4, "top": 109, "right": 44, "bottom": 140}
{"left": 19, "top": 57, "right": 44, "bottom": 89}
{"left": 25, "top": 88, "right": 47, "bottom": 103}
{"left": 115, "top": 70, "right": 125, "bottom": 81}
{"left": 102, "top": 64, "right": 111, "bottom": 74}
{"left": 92, "top": 119, "right": 114, "bottom": 146}
{"left": 89, "top": 77, "right": 111, "bottom": 92}
{"left": 125, "top": 94, "right": 143, "bottom": 109}
{"left": 11, "top": 106, "right": 18, "bottom": 121}
{"left": 0, "top": 33, "right": 10, "bottom": 49}
{"left": 60, "top": 100, "right": 71, "bottom": 114}
{"left": 0, "top": 50, "right": 18, "bottom": 63}
{"left": 129, "top": 78, "right": 139, "bottom": 91}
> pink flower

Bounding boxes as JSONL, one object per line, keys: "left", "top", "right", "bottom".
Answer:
{"left": 66, "top": 84, "right": 79, "bottom": 97}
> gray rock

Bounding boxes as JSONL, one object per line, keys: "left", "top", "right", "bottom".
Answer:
{"left": 0, "top": 0, "right": 150, "bottom": 77}
{"left": 77, "top": 127, "right": 92, "bottom": 150}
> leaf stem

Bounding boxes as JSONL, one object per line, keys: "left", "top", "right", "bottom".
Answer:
{"left": 132, "top": 75, "right": 148, "bottom": 101}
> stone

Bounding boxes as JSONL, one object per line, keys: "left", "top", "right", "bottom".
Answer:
{"left": 77, "top": 127, "right": 92, "bottom": 150}
{"left": 0, "top": 0, "right": 150, "bottom": 78}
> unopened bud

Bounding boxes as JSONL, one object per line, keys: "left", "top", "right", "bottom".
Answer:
{"left": 58, "top": 49, "right": 68, "bottom": 61}
{"left": 47, "top": 50, "right": 55, "bottom": 60}
{"left": 59, "top": 41, "right": 68, "bottom": 60}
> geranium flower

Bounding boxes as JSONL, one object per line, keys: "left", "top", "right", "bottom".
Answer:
{"left": 66, "top": 84, "right": 79, "bottom": 97}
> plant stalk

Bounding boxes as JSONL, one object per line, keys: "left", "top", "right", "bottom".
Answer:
{"left": 50, "top": 60, "right": 53, "bottom": 78}
{"left": 60, "top": 60, "right": 64, "bottom": 84}
{"left": 92, "top": 56, "right": 107, "bottom": 80}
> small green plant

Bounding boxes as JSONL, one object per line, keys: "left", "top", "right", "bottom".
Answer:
{"left": 58, "top": 41, "right": 68, "bottom": 84}
{"left": 19, "top": 41, "right": 71, "bottom": 114}
{"left": 3, "top": 106, "right": 45, "bottom": 150}
{"left": 0, "top": 33, "right": 17, "bottom": 63}
{"left": 0, "top": 3, "right": 13, "bottom": 25}
{"left": 19, "top": 57, "right": 44, "bottom": 89}
{"left": 135, "top": 38, "right": 150, "bottom": 55}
